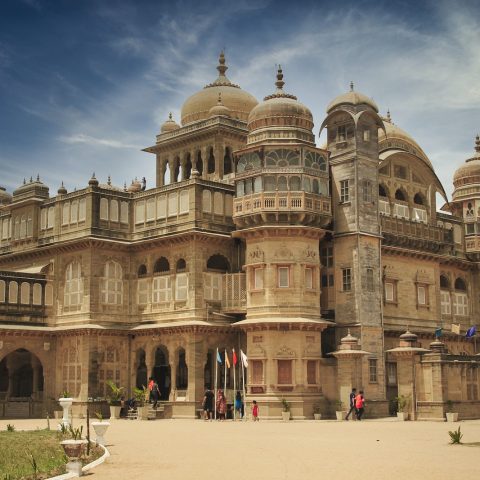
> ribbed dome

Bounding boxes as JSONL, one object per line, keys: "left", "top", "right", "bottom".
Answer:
{"left": 378, "top": 115, "right": 433, "bottom": 170}
{"left": 99, "top": 176, "right": 123, "bottom": 192}
{"left": 0, "top": 186, "right": 12, "bottom": 205}
{"left": 453, "top": 135, "right": 480, "bottom": 187}
{"left": 180, "top": 52, "right": 258, "bottom": 126}
{"left": 247, "top": 67, "right": 314, "bottom": 134}
{"left": 208, "top": 93, "right": 231, "bottom": 118}
{"left": 160, "top": 113, "right": 180, "bottom": 133}
{"left": 327, "top": 82, "right": 378, "bottom": 113}
{"left": 13, "top": 175, "right": 49, "bottom": 198}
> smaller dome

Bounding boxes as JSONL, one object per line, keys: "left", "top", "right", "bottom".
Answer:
{"left": 160, "top": 113, "right": 180, "bottom": 134}
{"left": 88, "top": 173, "right": 99, "bottom": 187}
{"left": 57, "top": 182, "right": 67, "bottom": 195}
{"left": 13, "top": 175, "right": 49, "bottom": 198}
{"left": 99, "top": 175, "right": 123, "bottom": 192}
{"left": 0, "top": 186, "right": 12, "bottom": 205}
{"left": 127, "top": 178, "right": 142, "bottom": 192}
{"left": 208, "top": 93, "right": 231, "bottom": 118}
{"left": 453, "top": 135, "right": 480, "bottom": 187}
{"left": 326, "top": 82, "right": 378, "bottom": 113}
{"left": 247, "top": 66, "right": 313, "bottom": 134}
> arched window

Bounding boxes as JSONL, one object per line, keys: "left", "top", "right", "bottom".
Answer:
{"left": 138, "top": 264, "right": 147, "bottom": 276}
{"left": 303, "top": 177, "right": 312, "bottom": 193}
{"left": 440, "top": 275, "right": 450, "bottom": 289}
{"left": 101, "top": 261, "right": 123, "bottom": 305}
{"left": 454, "top": 278, "right": 466, "bottom": 291}
{"left": 202, "top": 190, "right": 212, "bottom": 213}
{"left": 207, "top": 254, "right": 230, "bottom": 272}
{"left": 64, "top": 262, "right": 82, "bottom": 309}
{"left": 27, "top": 214, "right": 32, "bottom": 237}
{"left": 277, "top": 177, "right": 288, "bottom": 191}
{"left": 33, "top": 283, "right": 42, "bottom": 305}
{"left": 236, "top": 181, "right": 245, "bottom": 197}
{"left": 224, "top": 148, "right": 232, "bottom": 175}
{"left": 0, "top": 280, "right": 5, "bottom": 302}
{"left": 100, "top": 198, "right": 109, "bottom": 220}
{"left": 110, "top": 200, "right": 119, "bottom": 222}
{"left": 71, "top": 200, "right": 78, "bottom": 223}
{"left": 176, "top": 258, "right": 186, "bottom": 272}
{"left": 379, "top": 184, "right": 387, "bottom": 197}
{"left": 289, "top": 177, "right": 301, "bottom": 191}
{"left": 176, "top": 259, "right": 188, "bottom": 301}
{"left": 20, "top": 215, "right": 26, "bottom": 238}
{"left": 264, "top": 176, "right": 276, "bottom": 192}
{"left": 413, "top": 193, "right": 424, "bottom": 206}
{"left": 154, "top": 257, "right": 170, "bottom": 274}
{"left": 14, "top": 217, "right": 20, "bottom": 239}
{"left": 207, "top": 147, "right": 215, "bottom": 174}
{"left": 20, "top": 282, "right": 30, "bottom": 304}
{"left": 395, "top": 189, "right": 406, "bottom": 201}
{"left": 312, "top": 179, "right": 320, "bottom": 194}
{"left": 8, "top": 281, "right": 18, "bottom": 303}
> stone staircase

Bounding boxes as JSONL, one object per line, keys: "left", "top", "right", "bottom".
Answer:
{"left": 126, "top": 403, "right": 164, "bottom": 420}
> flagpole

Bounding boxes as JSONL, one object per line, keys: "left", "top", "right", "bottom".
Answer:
{"left": 214, "top": 347, "right": 218, "bottom": 420}
{"left": 241, "top": 351, "right": 246, "bottom": 421}
{"left": 233, "top": 349, "right": 236, "bottom": 421}
{"left": 224, "top": 349, "right": 227, "bottom": 399}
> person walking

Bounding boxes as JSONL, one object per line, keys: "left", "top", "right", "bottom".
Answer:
{"left": 151, "top": 380, "right": 161, "bottom": 409}
{"left": 148, "top": 377, "right": 154, "bottom": 403}
{"left": 345, "top": 387, "right": 357, "bottom": 420}
{"left": 355, "top": 390, "right": 365, "bottom": 420}
{"left": 234, "top": 391, "right": 243, "bottom": 419}
{"left": 252, "top": 400, "right": 259, "bottom": 421}
{"left": 217, "top": 389, "right": 227, "bottom": 420}
{"left": 202, "top": 387, "right": 214, "bottom": 420}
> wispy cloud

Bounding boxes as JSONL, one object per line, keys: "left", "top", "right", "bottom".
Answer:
{"left": 59, "top": 134, "right": 141, "bottom": 150}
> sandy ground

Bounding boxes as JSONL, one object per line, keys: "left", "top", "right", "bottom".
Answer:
{"left": 1, "top": 417, "right": 479, "bottom": 480}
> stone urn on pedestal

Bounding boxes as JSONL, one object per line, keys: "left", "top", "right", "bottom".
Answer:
{"left": 91, "top": 417, "right": 110, "bottom": 446}
{"left": 58, "top": 395, "right": 74, "bottom": 429}
{"left": 445, "top": 400, "right": 459, "bottom": 422}
{"left": 61, "top": 426, "right": 86, "bottom": 477}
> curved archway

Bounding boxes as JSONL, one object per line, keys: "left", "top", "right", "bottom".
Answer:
{"left": 138, "top": 264, "right": 147, "bottom": 276}
{"left": 154, "top": 257, "right": 170, "bottom": 274}
{"left": 175, "top": 347, "right": 188, "bottom": 390}
{"left": 206, "top": 254, "right": 230, "bottom": 272}
{"left": 152, "top": 346, "right": 171, "bottom": 400}
{"left": 394, "top": 188, "right": 407, "bottom": 202}
{"left": 454, "top": 278, "right": 467, "bottom": 291}
{"left": 379, "top": 184, "right": 388, "bottom": 197}
{"left": 413, "top": 192, "right": 426, "bottom": 205}
{"left": 176, "top": 258, "right": 186, "bottom": 271}
{"left": 440, "top": 275, "right": 450, "bottom": 289}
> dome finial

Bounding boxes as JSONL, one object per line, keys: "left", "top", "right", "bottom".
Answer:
{"left": 217, "top": 50, "right": 227, "bottom": 77}
{"left": 350, "top": 81, "right": 354, "bottom": 92}
{"left": 168, "top": 112, "right": 173, "bottom": 120}
{"left": 475, "top": 134, "right": 480, "bottom": 153}
{"left": 275, "top": 65, "right": 285, "bottom": 91}
{"left": 386, "top": 109, "right": 392, "bottom": 122}
{"left": 107, "top": 175, "right": 111, "bottom": 186}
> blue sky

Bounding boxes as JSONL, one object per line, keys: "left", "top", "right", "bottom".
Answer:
{"left": 0, "top": 0, "right": 479, "bottom": 199}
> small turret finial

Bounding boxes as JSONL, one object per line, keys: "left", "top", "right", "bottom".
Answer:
{"left": 37, "top": 174, "right": 40, "bottom": 181}
{"left": 386, "top": 109, "right": 391, "bottom": 122}
{"left": 275, "top": 65, "right": 285, "bottom": 91}
{"left": 23, "top": 178, "right": 26, "bottom": 185}
{"left": 168, "top": 112, "right": 173, "bottom": 120}
{"left": 475, "top": 134, "right": 480, "bottom": 153}
{"left": 350, "top": 81, "right": 354, "bottom": 92}
{"left": 30, "top": 176, "right": 33, "bottom": 183}
{"left": 217, "top": 51, "right": 227, "bottom": 77}
{"left": 107, "top": 175, "right": 111, "bottom": 185}
{"left": 92, "top": 172, "right": 96, "bottom": 178}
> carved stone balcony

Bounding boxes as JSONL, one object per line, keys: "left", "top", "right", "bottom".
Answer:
{"left": 380, "top": 215, "right": 454, "bottom": 253}
{"left": 233, "top": 192, "right": 331, "bottom": 228}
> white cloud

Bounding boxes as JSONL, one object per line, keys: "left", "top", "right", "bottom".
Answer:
{"left": 59, "top": 134, "right": 141, "bottom": 150}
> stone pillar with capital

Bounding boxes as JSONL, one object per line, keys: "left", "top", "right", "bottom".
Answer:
{"left": 214, "top": 144, "right": 224, "bottom": 180}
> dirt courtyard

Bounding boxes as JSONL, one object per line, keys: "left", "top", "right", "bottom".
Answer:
{"left": 2, "top": 418, "right": 479, "bottom": 480}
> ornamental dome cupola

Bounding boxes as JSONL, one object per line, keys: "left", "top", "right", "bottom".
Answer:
{"left": 13, "top": 175, "right": 49, "bottom": 200}
{"left": 180, "top": 52, "right": 258, "bottom": 125}
{"left": 160, "top": 113, "right": 180, "bottom": 134}
{"left": 247, "top": 66, "right": 314, "bottom": 145}
{"left": 208, "top": 93, "right": 231, "bottom": 118}
{"left": 88, "top": 173, "right": 99, "bottom": 187}
{"left": 0, "top": 186, "right": 12, "bottom": 205}
{"left": 453, "top": 135, "right": 480, "bottom": 199}
{"left": 57, "top": 182, "right": 67, "bottom": 195}
{"left": 326, "top": 81, "right": 379, "bottom": 114}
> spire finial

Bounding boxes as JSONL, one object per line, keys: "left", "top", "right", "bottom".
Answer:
{"left": 168, "top": 112, "right": 172, "bottom": 120}
{"left": 30, "top": 176, "right": 33, "bottom": 183}
{"left": 37, "top": 174, "right": 40, "bottom": 181}
{"left": 475, "top": 134, "right": 480, "bottom": 153}
{"left": 275, "top": 65, "right": 285, "bottom": 91}
{"left": 386, "top": 109, "right": 391, "bottom": 122}
{"left": 350, "top": 81, "right": 354, "bottom": 92}
{"left": 107, "top": 175, "right": 111, "bottom": 185}
{"left": 92, "top": 172, "right": 96, "bottom": 178}
{"left": 23, "top": 178, "right": 26, "bottom": 185}
{"left": 217, "top": 51, "right": 227, "bottom": 77}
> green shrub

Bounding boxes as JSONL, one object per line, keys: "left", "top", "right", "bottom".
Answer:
{"left": 448, "top": 426, "right": 463, "bottom": 444}
{"left": 6, "top": 424, "right": 15, "bottom": 432}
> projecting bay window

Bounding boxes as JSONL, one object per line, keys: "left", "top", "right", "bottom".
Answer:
{"left": 175, "top": 273, "right": 188, "bottom": 301}
{"left": 152, "top": 276, "right": 171, "bottom": 304}
{"left": 440, "top": 290, "right": 451, "bottom": 315}
{"left": 137, "top": 279, "right": 149, "bottom": 305}
{"left": 393, "top": 203, "right": 409, "bottom": 220}
{"left": 204, "top": 272, "right": 222, "bottom": 301}
{"left": 378, "top": 200, "right": 390, "bottom": 216}
{"left": 465, "top": 223, "right": 475, "bottom": 235}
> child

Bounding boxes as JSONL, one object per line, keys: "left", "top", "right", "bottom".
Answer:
{"left": 252, "top": 400, "right": 259, "bottom": 421}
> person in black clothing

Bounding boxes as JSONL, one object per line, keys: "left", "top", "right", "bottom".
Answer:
{"left": 202, "top": 387, "right": 214, "bottom": 420}
{"left": 345, "top": 388, "right": 357, "bottom": 420}
{"left": 151, "top": 380, "right": 161, "bottom": 409}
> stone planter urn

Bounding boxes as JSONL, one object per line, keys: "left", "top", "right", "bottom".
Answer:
{"left": 91, "top": 421, "right": 110, "bottom": 446}
{"left": 397, "top": 412, "right": 409, "bottom": 421}
{"left": 61, "top": 439, "right": 87, "bottom": 477}
{"left": 446, "top": 412, "right": 459, "bottom": 422}
{"left": 281, "top": 411, "right": 291, "bottom": 421}
{"left": 314, "top": 413, "right": 322, "bottom": 420}
{"left": 110, "top": 405, "right": 121, "bottom": 419}
{"left": 335, "top": 411, "right": 345, "bottom": 421}
{"left": 58, "top": 397, "right": 74, "bottom": 429}
{"left": 137, "top": 405, "right": 150, "bottom": 421}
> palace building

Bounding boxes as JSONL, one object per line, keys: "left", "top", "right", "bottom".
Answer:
{"left": 0, "top": 53, "right": 479, "bottom": 420}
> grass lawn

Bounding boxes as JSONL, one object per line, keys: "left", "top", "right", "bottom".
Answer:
{"left": 0, "top": 428, "right": 102, "bottom": 480}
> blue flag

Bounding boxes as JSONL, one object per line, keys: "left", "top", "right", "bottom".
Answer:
{"left": 216, "top": 349, "right": 222, "bottom": 364}
{"left": 435, "top": 328, "right": 442, "bottom": 338}
{"left": 466, "top": 326, "right": 477, "bottom": 338}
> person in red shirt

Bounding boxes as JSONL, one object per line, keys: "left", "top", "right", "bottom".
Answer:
{"left": 252, "top": 400, "right": 259, "bottom": 421}
{"left": 355, "top": 390, "right": 365, "bottom": 420}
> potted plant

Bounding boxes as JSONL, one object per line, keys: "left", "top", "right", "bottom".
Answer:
{"left": 445, "top": 400, "right": 459, "bottom": 422}
{"left": 396, "top": 394, "right": 410, "bottom": 421}
{"left": 313, "top": 403, "right": 322, "bottom": 420}
{"left": 60, "top": 425, "right": 87, "bottom": 476}
{"left": 58, "top": 391, "right": 73, "bottom": 429}
{"left": 281, "top": 398, "right": 291, "bottom": 421}
{"left": 91, "top": 412, "right": 110, "bottom": 446}
{"left": 134, "top": 386, "right": 150, "bottom": 420}
{"left": 106, "top": 380, "right": 124, "bottom": 419}
{"left": 335, "top": 400, "right": 345, "bottom": 421}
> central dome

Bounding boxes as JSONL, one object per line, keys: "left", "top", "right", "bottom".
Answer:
{"left": 180, "top": 52, "right": 258, "bottom": 126}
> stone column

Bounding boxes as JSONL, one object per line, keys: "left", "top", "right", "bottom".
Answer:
{"left": 187, "top": 336, "right": 205, "bottom": 407}
{"left": 31, "top": 356, "right": 39, "bottom": 400}
{"left": 201, "top": 147, "right": 208, "bottom": 179}
{"left": 180, "top": 153, "right": 187, "bottom": 181}
{"left": 191, "top": 150, "right": 198, "bottom": 176}
{"left": 214, "top": 145, "right": 224, "bottom": 180}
